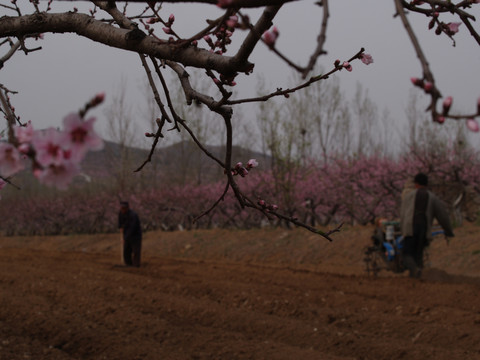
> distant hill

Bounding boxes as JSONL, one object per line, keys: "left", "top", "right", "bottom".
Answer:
{"left": 82, "top": 140, "right": 271, "bottom": 184}
{"left": 1, "top": 140, "right": 270, "bottom": 199}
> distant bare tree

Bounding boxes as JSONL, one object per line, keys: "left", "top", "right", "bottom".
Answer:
{"left": 105, "top": 81, "right": 138, "bottom": 193}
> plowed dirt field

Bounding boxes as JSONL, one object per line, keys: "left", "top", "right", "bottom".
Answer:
{"left": 1, "top": 224, "right": 480, "bottom": 360}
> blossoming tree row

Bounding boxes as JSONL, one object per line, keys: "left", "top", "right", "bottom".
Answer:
{"left": 1, "top": 141, "right": 478, "bottom": 236}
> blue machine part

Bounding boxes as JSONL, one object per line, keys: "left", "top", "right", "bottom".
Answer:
{"left": 383, "top": 242, "right": 396, "bottom": 261}
{"left": 395, "top": 235, "right": 404, "bottom": 249}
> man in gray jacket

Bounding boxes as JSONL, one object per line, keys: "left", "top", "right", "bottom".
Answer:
{"left": 400, "top": 173, "right": 454, "bottom": 278}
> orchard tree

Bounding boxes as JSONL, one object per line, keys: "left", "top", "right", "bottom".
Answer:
{"left": 1, "top": 0, "right": 480, "bottom": 240}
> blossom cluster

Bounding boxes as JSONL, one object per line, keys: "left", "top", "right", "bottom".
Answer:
{"left": 203, "top": 14, "right": 238, "bottom": 55}
{"left": 232, "top": 158, "right": 258, "bottom": 177}
{"left": 202, "top": 14, "right": 241, "bottom": 86}
{"left": 410, "top": 78, "right": 480, "bottom": 132}
{"left": 334, "top": 53, "right": 374, "bottom": 73}
{"left": 161, "top": 14, "right": 175, "bottom": 35}
{"left": 410, "top": 77, "right": 435, "bottom": 94}
{"left": 0, "top": 108, "right": 104, "bottom": 191}
{"left": 257, "top": 199, "right": 279, "bottom": 212}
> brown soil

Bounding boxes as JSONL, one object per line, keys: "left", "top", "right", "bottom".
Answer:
{"left": 1, "top": 223, "right": 480, "bottom": 360}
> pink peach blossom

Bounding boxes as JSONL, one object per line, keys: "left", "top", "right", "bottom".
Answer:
{"left": 447, "top": 22, "right": 461, "bottom": 34}
{"left": 360, "top": 53, "right": 374, "bottom": 65}
{"left": 18, "top": 143, "right": 30, "bottom": 154}
{"left": 31, "top": 127, "right": 70, "bottom": 167}
{"left": 34, "top": 162, "right": 80, "bottom": 190}
{"left": 15, "top": 121, "right": 34, "bottom": 143}
{"left": 0, "top": 142, "right": 25, "bottom": 177}
{"left": 226, "top": 15, "right": 238, "bottom": 28}
{"left": 62, "top": 113, "right": 103, "bottom": 162}
{"left": 246, "top": 159, "right": 258, "bottom": 169}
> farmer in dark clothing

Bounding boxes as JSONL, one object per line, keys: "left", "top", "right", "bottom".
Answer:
{"left": 400, "top": 173, "right": 454, "bottom": 278}
{"left": 118, "top": 201, "right": 142, "bottom": 267}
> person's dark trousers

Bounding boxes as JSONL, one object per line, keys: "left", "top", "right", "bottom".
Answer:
{"left": 402, "top": 236, "right": 419, "bottom": 277}
{"left": 123, "top": 239, "right": 142, "bottom": 267}
{"left": 413, "top": 222, "right": 427, "bottom": 269}
{"left": 403, "top": 221, "right": 427, "bottom": 278}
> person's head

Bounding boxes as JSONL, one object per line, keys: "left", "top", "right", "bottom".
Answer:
{"left": 414, "top": 173, "right": 428, "bottom": 188}
{"left": 120, "top": 201, "right": 129, "bottom": 214}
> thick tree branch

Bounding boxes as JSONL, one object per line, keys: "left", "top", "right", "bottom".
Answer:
{"left": 0, "top": 12, "right": 253, "bottom": 76}
{"left": 54, "top": 0, "right": 302, "bottom": 7}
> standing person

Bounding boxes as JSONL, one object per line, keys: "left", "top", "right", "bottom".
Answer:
{"left": 118, "top": 201, "right": 142, "bottom": 267}
{"left": 400, "top": 173, "right": 454, "bottom": 278}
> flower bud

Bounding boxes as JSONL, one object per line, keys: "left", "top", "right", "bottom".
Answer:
{"left": 239, "top": 167, "right": 248, "bottom": 177}
{"left": 410, "top": 77, "right": 424, "bottom": 87}
{"left": 90, "top": 92, "right": 105, "bottom": 107}
{"left": 423, "top": 82, "right": 433, "bottom": 93}
{"left": 466, "top": 118, "right": 479, "bottom": 132}
{"left": 342, "top": 61, "right": 352, "bottom": 72}
{"left": 442, "top": 96, "right": 453, "bottom": 114}
{"left": 263, "top": 28, "right": 278, "bottom": 47}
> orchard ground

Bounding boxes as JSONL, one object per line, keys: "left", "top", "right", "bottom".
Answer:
{"left": 1, "top": 223, "right": 480, "bottom": 360}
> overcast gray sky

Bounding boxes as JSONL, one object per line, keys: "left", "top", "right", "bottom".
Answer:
{"left": 2, "top": 1, "right": 479, "bottom": 146}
